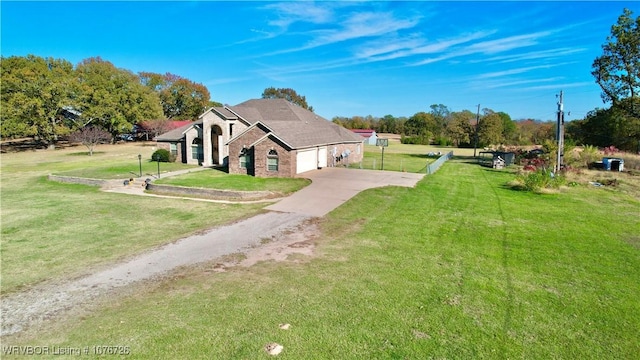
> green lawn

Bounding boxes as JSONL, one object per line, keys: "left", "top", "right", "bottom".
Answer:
{"left": 354, "top": 143, "right": 468, "bottom": 172}
{"left": 154, "top": 168, "right": 310, "bottom": 194}
{"left": 5, "top": 156, "right": 639, "bottom": 358}
{"left": 0, "top": 143, "right": 267, "bottom": 293}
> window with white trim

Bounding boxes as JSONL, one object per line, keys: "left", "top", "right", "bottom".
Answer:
{"left": 239, "top": 148, "right": 251, "bottom": 169}
{"left": 191, "top": 138, "right": 203, "bottom": 160}
{"left": 267, "top": 149, "right": 279, "bottom": 171}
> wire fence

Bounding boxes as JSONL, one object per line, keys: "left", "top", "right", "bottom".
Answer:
{"left": 344, "top": 151, "right": 454, "bottom": 174}
{"left": 426, "top": 151, "right": 454, "bottom": 174}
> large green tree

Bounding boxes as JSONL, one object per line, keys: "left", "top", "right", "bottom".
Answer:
{"left": 446, "top": 110, "right": 475, "bottom": 147}
{"left": 139, "top": 72, "right": 211, "bottom": 119}
{"left": 477, "top": 109, "right": 504, "bottom": 146}
{"left": 497, "top": 111, "right": 516, "bottom": 143}
{"left": 377, "top": 114, "right": 398, "bottom": 134}
{"left": 585, "top": 8, "right": 640, "bottom": 151}
{"left": 568, "top": 103, "right": 640, "bottom": 151}
{"left": 262, "top": 87, "right": 313, "bottom": 111}
{"left": 1, "top": 55, "right": 77, "bottom": 144}
{"left": 76, "top": 58, "right": 162, "bottom": 140}
{"left": 429, "top": 104, "right": 451, "bottom": 139}
{"left": 592, "top": 8, "right": 639, "bottom": 116}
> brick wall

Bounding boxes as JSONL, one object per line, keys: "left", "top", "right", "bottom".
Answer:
{"left": 229, "top": 126, "right": 363, "bottom": 177}
{"left": 228, "top": 126, "right": 295, "bottom": 177}
{"left": 228, "top": 126, "right": 265, "bottom": 176}
{"left": 253, "top": 137, "right": 293, "bottom": 177}
{"left": 326, "top": 142, "right": 363, "bottom": 167}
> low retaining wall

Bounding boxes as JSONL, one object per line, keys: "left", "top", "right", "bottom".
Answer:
{"left": 48, "top": 175, "right": 107, "bottom": 187}
{"left": 146, "top": 183, "right": 276, "bottom": 200}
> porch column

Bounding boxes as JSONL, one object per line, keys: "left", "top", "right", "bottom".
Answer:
{"left": 202, "top": 126, "right": 212, "bottom": 166}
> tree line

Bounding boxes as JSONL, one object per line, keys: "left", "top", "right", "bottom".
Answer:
{"left": 1, "top": 55, "right": 214, "bottom": 145}
{"left": 335, "top": 8, "right": 639, "bottom": 152}
{"left": 332, "top": 106, "right": 553, "bottom": 148}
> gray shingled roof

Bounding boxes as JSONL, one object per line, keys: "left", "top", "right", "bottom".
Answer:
{"left": 155, "top": 99, "right": 363, "bottom": 149}
{"left": 155, "top": 119, "right": 203, "bottom": 141}
{"left": 208, "top": 107, "right": 239, "bottom": 121}
{"left": 229, "top": 99, "right": 363, "bottom": 149}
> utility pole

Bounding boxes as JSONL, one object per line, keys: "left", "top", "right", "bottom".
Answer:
{"left": 556, "top": 91, "right": 565, "bottom": 173}
{"left": 473, "top": 104, "right": 480, "bottom": 157}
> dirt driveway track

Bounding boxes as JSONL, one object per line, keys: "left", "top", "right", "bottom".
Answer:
{"left": 1, "top": 168, "right": 424, "bottom": 336}
{"left": 266, "top": 167, "right": 425, "bottom": 216}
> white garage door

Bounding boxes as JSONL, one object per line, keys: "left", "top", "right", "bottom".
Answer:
{"left": 296, "top": 148, "right": 318, "bottom": 174}
{"left": 317, "top": 147, "right": 328, "bottom": 168}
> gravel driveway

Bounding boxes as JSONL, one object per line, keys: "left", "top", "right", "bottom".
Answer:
{"left": 1, "top": 168, "right": 424, "bottom": 336}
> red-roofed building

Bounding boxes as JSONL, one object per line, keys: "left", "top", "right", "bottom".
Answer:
{"left": 351, "top": 129, "right": 378, "bottom": 145}
{"left": 135, "top": 120, "right": 194, "bottom": 140}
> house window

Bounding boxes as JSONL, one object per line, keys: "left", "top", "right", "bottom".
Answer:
{"left": 267, "top": 149, "right": 279, "bottom": 171}
{"left": 191, "top": 138, "right": 203, "bottom": 161}
{"left": 239, "top": 148, "right": 251, "bottom": 169}
{"left": 229, "top": 123, "right": 234, "bottom": 137}
{"left": 170, "top": 143, "right": 177, "bottom": 156}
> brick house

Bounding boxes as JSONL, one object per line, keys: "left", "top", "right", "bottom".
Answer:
{"left": 155, "top": 99, "right": 364, "bottom": 177}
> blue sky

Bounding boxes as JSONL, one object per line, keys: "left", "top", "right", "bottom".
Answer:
{"left": 2, "top": 1, "right": 638, "bottom": 121}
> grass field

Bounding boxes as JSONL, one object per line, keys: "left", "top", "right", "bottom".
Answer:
{"left": 350, "top": 143, "right": 468, "bottom": 173}
{"left": 0, "top": 143, "right": 268, "bottom": 293}
{"left": 2, "top": 143, "right": 639, "bottom": 358}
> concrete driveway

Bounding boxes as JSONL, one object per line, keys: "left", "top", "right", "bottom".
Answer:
{"left": 1, "top": 167, "right": 425, "bottom": 336}
{"left": 266, "top": 167, "right": 425, "bottom": 216}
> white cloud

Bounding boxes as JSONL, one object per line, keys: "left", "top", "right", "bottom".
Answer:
{"left": 475, "top": 77, "right": 565, "bottom": 90}
{"left": 522, "top": 82, "right": 593, "bottom": 91}
{"left": 466, "top": 30, "right": 554, "bottom": 54}
{"left": 478, "top": 48, "right": 587, "bottom": 64}
{"left": 263, "top": 2, "right": 335, "bottom": 29}
{"left": 476, "top": 64, "right": 565, "bottom": 79}
{"left": 359, "top": 30, "right": 495, "bottom": 62}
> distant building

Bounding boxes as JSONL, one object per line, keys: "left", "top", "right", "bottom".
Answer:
{"left": 351, "top": 129, "right": 378, "bottom": 145}
{"left": 155, "top": 99, "right": 364, "bottom": 177}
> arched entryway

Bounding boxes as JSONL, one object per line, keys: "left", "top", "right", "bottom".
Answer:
{"left": 211, "top": 125, "right": 222, "bottom": 165}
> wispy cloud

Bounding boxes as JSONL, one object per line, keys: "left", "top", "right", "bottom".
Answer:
{"left": 357, "top": 30, "right": 495, "bottom": 62}
{"left": 474, "top": 47, "right": 587, "bottom": 64}
{"left": 466, "top": 30, "right": 554, "bottom": 54}
{"left": 521, "top": 82, "right": 593, "bottom": 91}
{"left": 476, "top": 64, "right": 570, "bottom": 79}
{"left": 263, "top": 2, "right": 335, "bottom": 29}
{"left": 310, "top": 11, "right": 420, "bottom": 46}
{"left": 474, "top": 77, "right": 565, "bottom": 90}
{"left": 410, "top": 28, "right": 567, "bottom": 66}
{"left": 265, "top": 10, "right": 422, "bottom": 56}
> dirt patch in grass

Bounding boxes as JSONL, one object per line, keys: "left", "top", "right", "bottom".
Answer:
{"left": 624, "top": 236, "right": 640, "bottom": 250}
{"left": 206, "top": 218, "right": 321, "bottom": 271}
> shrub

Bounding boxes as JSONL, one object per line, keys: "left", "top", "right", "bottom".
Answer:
{"left": 151, "top": 149, "right": 173, "bottom": 162}
{"left": 518, "top": 168, "right": 566, "bottom": 192}
{"left": 578, "top": 145, "right": 599, "bottom": 167}
{"left": 435, "top": 137, "right": 452, "bottom": 146}
{"left": 401, "top": 135, "right": 429, "bottom": 145}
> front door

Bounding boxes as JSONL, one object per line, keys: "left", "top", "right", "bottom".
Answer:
{"left": 211, "top": 125, "right": 222, "bottom": 165}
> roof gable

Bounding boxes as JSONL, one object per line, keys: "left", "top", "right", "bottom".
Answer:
{"left": 154, "top": 119, "right": 202, "bottom": 141}
{"left": 227, "top": 99, "right": 363, "bottom": 148}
